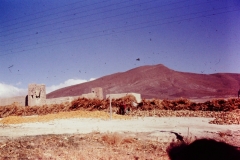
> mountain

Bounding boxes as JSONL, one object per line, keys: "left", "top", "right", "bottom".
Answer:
{"left": 47, "top": 64, "right": 240, "bottom": 100}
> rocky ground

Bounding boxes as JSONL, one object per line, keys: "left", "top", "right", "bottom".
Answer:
{"left": 0, "top": 110, "right": 240, "bottom": 160}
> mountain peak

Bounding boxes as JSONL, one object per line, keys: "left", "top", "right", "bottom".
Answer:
{"left": 47, "top": 64, "right": 240, "bottom": 100}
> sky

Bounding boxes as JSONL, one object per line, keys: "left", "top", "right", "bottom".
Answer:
{"left": 0, "top": 0, "right": 240, "bottom": 98}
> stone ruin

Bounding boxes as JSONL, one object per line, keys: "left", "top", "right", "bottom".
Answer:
{"left": 91, "top": 87, "right": 103, "bottom": 99}
{"left": 0, "top": 83, "right": 141, "bottom": 106}
{"left": 28, "top": 84, "right": 46, "bottom": 106}
{"left": 27, "top": 84, "right": 104, "bottom": 106}
{"left": 81, "top": 87, "right": 103, "bottom": 100}
{"left": 27, "top": 84, "right": 103, "bottom": 106}
{"left": 47, "top": 87, "right": 104, "bottom": 105}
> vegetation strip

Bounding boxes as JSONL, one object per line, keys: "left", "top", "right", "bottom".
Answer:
{"left": 0, "top": 97, "right": 239, "bottom": 125}
{"left": 0, "top": 110, "right": 130, "bottom": 124}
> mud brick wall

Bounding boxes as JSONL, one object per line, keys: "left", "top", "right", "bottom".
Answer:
{"left": 46, "top": 96, "right": 79, "bottom": 105}
{"left": 0, "top": 96, "right": 26, "bottom": 106}
{"left": 91, "top": 87, "right": 103, "bottom": 100}
{"left": 0, "top": 86, "right": 104, "bottom": 106}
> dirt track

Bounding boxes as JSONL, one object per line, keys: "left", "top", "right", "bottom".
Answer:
{"left": 1, "top": 117, "right": 240, "bottom": 141}
{"left": 0, "top": 116, "right": 240, "bottom": 159}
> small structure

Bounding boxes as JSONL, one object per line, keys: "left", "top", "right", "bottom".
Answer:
{"left": 28, "top": 84, "right": 46, "bottom": 106}
{"left": 91, "top": 87, "right": 103, "bottom": 99}
{"left": 81, "top": 87, "right": 103, "bottom": 100}
{"left": 0, "top": 85, "right": 108, "bottom": 106}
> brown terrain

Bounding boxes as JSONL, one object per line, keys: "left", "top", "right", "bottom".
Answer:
{"left": 1, "top": 64, "right": 240, "bottom": 159}
{"left": 47, "top": 64, "right": 240, "bottom": 100}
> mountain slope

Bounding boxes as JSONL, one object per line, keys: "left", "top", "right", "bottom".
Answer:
{"left": 47, "top": 64, "right": 240, "bottom": 99}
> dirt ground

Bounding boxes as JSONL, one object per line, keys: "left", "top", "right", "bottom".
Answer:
{"left": 0, "top": 115, "right": 240, "bottom": 159}
{"left": 0, "top": 117, "right": 240, "bottom": 139}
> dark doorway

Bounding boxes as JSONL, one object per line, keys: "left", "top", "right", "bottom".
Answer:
{"left": 25, "top": 95, "right": 28, "bottom": 106}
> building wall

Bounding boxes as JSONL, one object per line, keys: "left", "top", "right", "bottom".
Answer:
{"left": 46, "top": 96, "right": 80, "bottom": 105}
{"left": 0, "top": 86, "right": 104, "bottom": 106}
{"left": 81, "top": 87, "right": 103, "bottom": 100}
{"left": 91, "top": 87, "right": 103, "bottom": 99}
{"left": 106, "top": 93, "right": 142, "bottom": 103}
{"left": 81, "top": 93, "right": 96, "bottom": 99}
{"left": 0, "top": 96, "right": 26, "bottom": 106}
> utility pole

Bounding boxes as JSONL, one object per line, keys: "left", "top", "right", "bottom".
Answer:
{"left": 109, "top": 95, "right": 112, "bottom": 120}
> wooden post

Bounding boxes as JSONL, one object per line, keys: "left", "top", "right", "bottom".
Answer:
{"left": 109, "top": 96, "right": 112, "bottom": 120}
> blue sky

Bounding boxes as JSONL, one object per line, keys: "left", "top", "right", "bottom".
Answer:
{"left": 0, "top": 0, "right": 240, "bottom": 98}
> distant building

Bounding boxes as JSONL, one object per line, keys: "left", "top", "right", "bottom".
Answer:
{"left": 0, "top": 84, "right": 103, "bottom": 106}
{"left": 28, "top": 84, "right": 46, "bottom": 106}
{"left": 81, "top": 87, "right": 103, "bottom": 100}
{"left": 0, "top": 84, "right": 141, "bottom": 106}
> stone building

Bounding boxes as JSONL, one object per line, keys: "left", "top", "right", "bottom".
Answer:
{"left": 0, "top": 84, "right": 104, "bottom": 106}
{"left": 81, "top": 87, "right": 103, "bottom": 100}
{"left": 28, "top": 84, "right": 46, "bottom": 106}
{"left": 91, "top": 87, "right": 103, "bottom": 99}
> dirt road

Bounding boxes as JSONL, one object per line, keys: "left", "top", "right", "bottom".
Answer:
{"left": 1, "top": 117, "right": 239, "bottom": 142}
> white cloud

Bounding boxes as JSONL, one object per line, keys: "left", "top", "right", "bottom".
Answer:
{"left": 46, "top": 78, "right": 96, "bottom": 93}
{"left": 0, "top": 78, "right": 97, "bottom": 98}
{"left": 0, "top": 82, "right": 27, "bottom": 98}
{"left": 89, "top": 78, "right": 96, "bottom": 81}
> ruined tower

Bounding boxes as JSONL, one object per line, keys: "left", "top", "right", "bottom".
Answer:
{"left": 91, "top": 87, "right": 103, "bottom": 100}
{"left": 28, "top": 84, "right": 46, "bottom": 106}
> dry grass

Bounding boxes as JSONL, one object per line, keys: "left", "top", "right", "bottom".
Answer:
{"left": 0, "top": 110, "right": 130, "bottom": 125}
{"left": 0, "top": 98, "right": 239, "bottom": 159}
{"left": 129, "top": 109, "right": 240, "bottom": 125}
{"left": 0, "top": 131, "right": 239, "bottom": 160}
{"left": 1, "top": 97, "right": 240, "bottom": 119}
{"left": 2, "top": 96, "right": 240, "bottom": 125}
{"left": 0, "top": 97, "right": 239, "bottom": 159}
{"left": 1, "top": 108, "right": 239, "bottom": 125}
{"left": 0, "top": 132, "right": 170, "bottom": 160}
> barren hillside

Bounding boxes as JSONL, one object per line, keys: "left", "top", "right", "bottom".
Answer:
{"left": 47, "top": 64, "right": 240, "bottom": 99}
